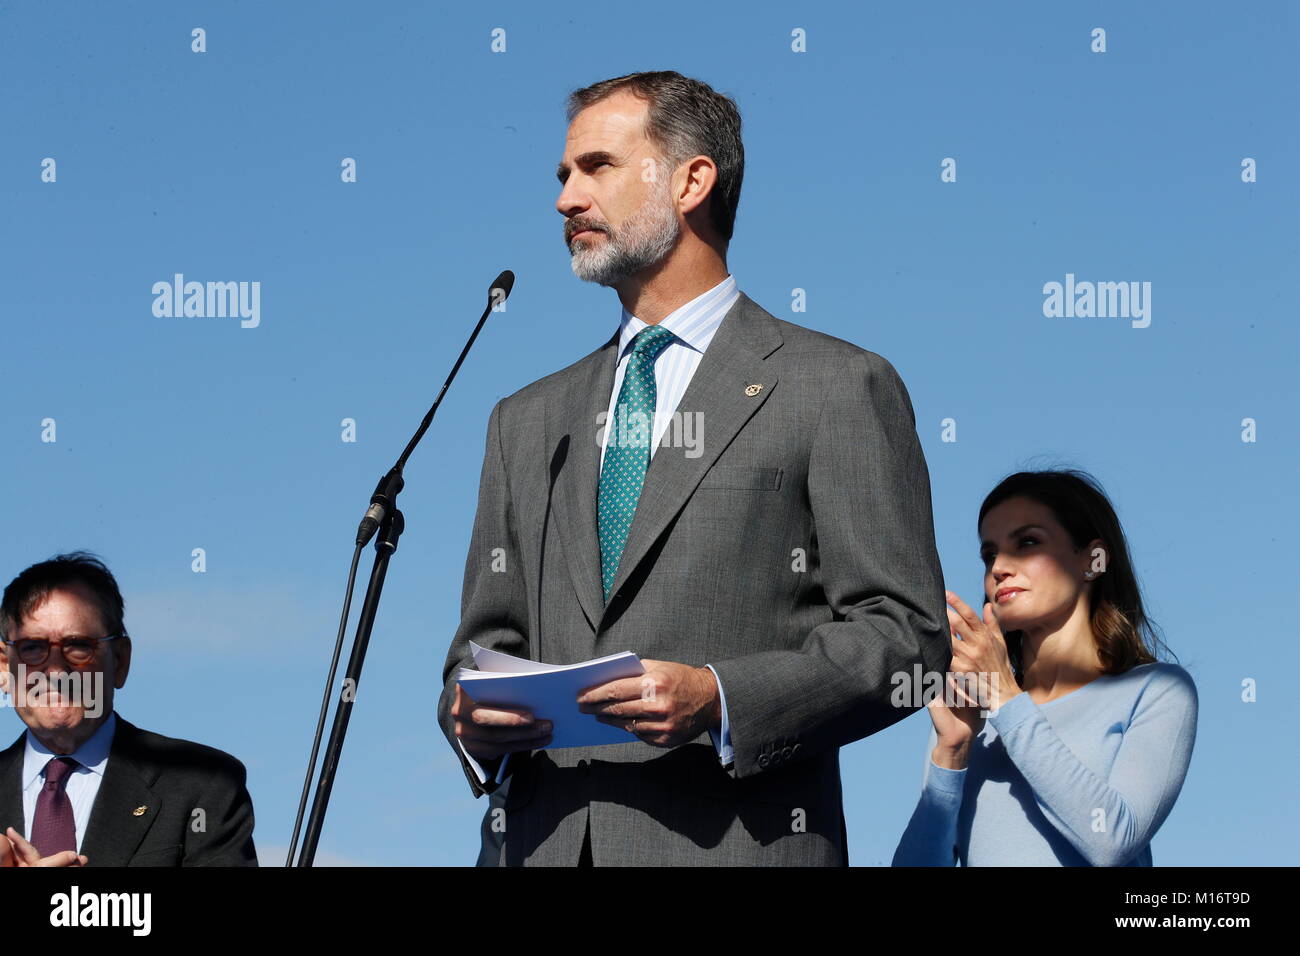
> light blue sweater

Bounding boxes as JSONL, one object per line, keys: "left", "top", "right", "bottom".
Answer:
{"left": 892, "top": 661, "right": 1197, "bottom": 866}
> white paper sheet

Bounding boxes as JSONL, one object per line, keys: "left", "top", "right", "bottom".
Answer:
{"left": 456, "top": 643, "right": 646, "bottom": 748}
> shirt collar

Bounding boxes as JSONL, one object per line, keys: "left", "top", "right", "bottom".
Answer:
{"left": 22, "top": 711, "right": 117, "bottom": 790}
{"left": 615, "top": 274, "right": 739, "bottom": 360}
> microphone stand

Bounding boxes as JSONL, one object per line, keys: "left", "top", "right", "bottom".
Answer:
{"left": 288, "top": 270, "right": 515, "bottom": 867}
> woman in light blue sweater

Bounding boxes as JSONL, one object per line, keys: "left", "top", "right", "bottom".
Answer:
{"left": 893, "top": 469, "right": 1197, "bottom": 866}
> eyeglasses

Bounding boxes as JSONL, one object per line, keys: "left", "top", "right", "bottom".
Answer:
{"left": 1, "top": 634, "right": 125, "bottom": 668}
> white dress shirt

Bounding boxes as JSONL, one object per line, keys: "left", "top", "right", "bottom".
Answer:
{"left": 460, "top": 275, "right": 740, "bottom": 786}
{"left": 21, "top": 711, "right": 117, "bottom": 854}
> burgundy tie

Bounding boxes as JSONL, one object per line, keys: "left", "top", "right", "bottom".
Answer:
{"left": 30, "top": 757, "right": 79, "bottom": 857}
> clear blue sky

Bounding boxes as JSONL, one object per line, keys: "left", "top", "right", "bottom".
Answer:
{"left": 2, "top": 1, "right": 1294, "bottom": 865}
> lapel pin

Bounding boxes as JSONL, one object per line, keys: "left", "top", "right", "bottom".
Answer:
{"left": 132, "top": 806, "right": 148, "bottom": 817}
{"left": 745, "top": 384, "right": 764, "bottom": 397}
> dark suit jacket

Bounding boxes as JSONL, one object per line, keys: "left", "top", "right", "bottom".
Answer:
{"left": 438, "top": 292, "right": 950, "bottom": 865}
{"left": 0, "top": 714, "right": 257, "bottom": 866}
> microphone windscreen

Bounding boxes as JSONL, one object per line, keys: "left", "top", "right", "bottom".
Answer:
{"left": 490, "top": 270, "right": 515, "bottom": 302}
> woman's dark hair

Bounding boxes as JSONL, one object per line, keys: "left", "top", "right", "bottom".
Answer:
{"left": 566, "top": 70, "right": 744, "bottom": 242}
{"left": 977, "top": 469, "right": 1175, "bottom": 679}
{"left": 0, "top": 551, "right": 126, "bottom": 641}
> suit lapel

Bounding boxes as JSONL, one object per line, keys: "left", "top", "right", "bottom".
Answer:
{"left": 80, "top": 717, "right": 162, "bottom": 866}
{"left": 0, "top": 732, "right": 25, "bottom": 836}
{"left": 545, "top": 292, "right": 784, "bottom": 634}
{"left": 546, "top": 329, "right": 621, "bottom": 633}
{"left": 605, "top": 293, "right": 782, "bottom": 608}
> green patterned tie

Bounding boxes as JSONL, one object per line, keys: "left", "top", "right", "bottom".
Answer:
{"left": 598, "top": 324, "right": 677, "bottom": 602}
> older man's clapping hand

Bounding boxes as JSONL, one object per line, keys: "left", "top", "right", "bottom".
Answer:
{"left": 0, "top": 826, "right": 86, "bottom": 867}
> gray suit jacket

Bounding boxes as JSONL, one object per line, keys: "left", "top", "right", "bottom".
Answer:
{"left": 0, "top": 714, "right": 257, "bottom": 866}
{"left": 437, "top": 291, "right": 949, "bottom": 865}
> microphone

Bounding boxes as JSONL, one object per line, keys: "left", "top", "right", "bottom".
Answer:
{"left": 291, "top": 269, "right": 515, "bottom": 868}
{"left": 490, "top": 269, "right": 515, "bottom": 302}
{"left": 354, "top": 270, "right": 514, "bottom": 546}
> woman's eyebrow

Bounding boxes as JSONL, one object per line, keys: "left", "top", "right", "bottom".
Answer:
{"left": 980, "top": 524, "right": 1048, "bottom": 547}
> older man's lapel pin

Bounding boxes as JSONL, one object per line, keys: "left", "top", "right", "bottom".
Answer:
{"left": 744, "top": 384, "right": 764, "bottom": 397}
{"left": 132, "top": 806, "right": 148, "bottom": 817}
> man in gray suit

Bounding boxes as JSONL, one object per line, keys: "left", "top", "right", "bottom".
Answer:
{"left": 438, "top": 71, "right": 949, "bottom": 866}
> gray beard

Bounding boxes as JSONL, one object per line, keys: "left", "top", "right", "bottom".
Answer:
{"left": 570, "top": 184, "right": 680, "bottom": 287}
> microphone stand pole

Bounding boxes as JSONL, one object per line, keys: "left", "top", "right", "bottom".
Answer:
{"left": 289, "top": 271, "right": 514, "bottom": 867}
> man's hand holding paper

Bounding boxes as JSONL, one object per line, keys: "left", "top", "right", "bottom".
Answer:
{"left": 578, "top": 659, "right": 721, "bottom": 749}
{"left": 453, "top": 643, "right": 649, "bottom": 750}
{"left": 450, "top": 686, "right": 553, "bottom": 762}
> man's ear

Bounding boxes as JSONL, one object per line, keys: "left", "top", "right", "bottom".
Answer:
{"left": 677, "top": 155, "right": 717, "bottom": 218}
{"left": 112, "top": 637, "right": 132, "bottom": 690}
{"left": 0, "top": 642, "right": 10, "bottom": 697}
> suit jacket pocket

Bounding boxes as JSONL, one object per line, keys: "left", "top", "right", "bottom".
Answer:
{"left": 126, "top": 844, "right": 183, "bottom": 867}
{"left": 696, "top": 466, "right": 783, "bottom": 491}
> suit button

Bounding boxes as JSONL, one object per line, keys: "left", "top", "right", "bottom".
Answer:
{"left": 757, "top": 754, "right": 770, "bottom": 769}
{"left": 781, "top": 746, "right": 793, "bottom": 760}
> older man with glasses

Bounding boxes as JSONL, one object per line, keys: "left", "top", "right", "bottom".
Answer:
{"left": 0, "top": 552, "right": 256, "bottom": 867}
